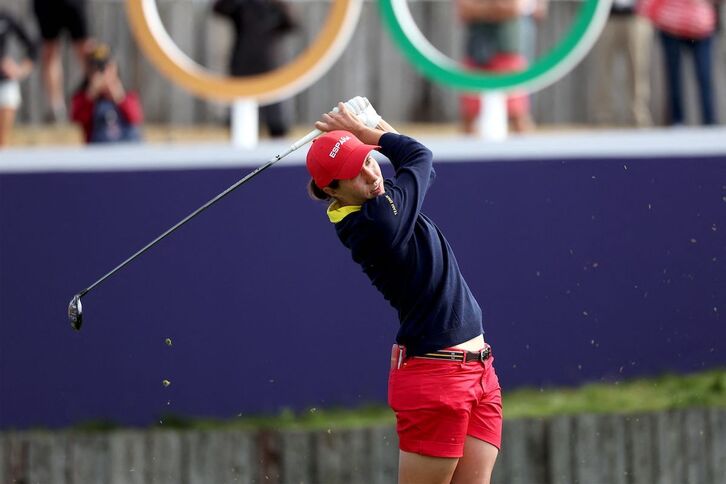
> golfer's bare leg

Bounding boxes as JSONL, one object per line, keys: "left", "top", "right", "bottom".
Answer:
{"left": 450, "top": 436, "right": 499, "bottom": 484}
{"left": 398, "top": 450, "right": 459, "bottom": 484}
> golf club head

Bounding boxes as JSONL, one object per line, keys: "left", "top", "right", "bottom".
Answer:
{"left": 68, "top": 294, "right": 83, "bottom": 331}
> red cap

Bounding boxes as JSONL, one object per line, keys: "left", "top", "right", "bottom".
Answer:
{"left": 306, "top": 131, "right": 379, "bottom": 188}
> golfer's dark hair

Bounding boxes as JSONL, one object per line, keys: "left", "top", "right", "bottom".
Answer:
{"left": 307, "top": 178, "right": 339, "bottom": 201}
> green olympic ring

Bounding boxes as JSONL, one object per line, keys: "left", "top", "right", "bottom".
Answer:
{"left": 378, "top": 0, "right": 613, "bottom": 92}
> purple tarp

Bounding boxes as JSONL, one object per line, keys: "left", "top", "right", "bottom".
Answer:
{"left": 1, "top": 154, "right": 724, "bottom": 429}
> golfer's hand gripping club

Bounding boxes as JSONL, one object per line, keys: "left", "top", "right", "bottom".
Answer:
{"left": 289, "top": 96, "right": 379, "bottom": 151}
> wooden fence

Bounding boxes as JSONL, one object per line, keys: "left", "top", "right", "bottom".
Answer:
{"left": 2, "top": 408, "right": 725, "bottom": 484}
{"left": 4, "top": 0, "right": 726, "bottom": 126}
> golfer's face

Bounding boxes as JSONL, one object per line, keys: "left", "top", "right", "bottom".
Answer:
{"left": 336, "top": 155, "right": 384, "bottom": 205}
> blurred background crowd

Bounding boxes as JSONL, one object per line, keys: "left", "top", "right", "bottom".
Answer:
{"left": 0, "top": 0, "right": 724, "bottom": 147}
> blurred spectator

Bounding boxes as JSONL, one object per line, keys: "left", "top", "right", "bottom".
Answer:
{"left": 212, "top": 0, "right": 297, "bottom": 138}
{"left": 32, "top": 0, "right": 92, "bottom": 123}
{"left": 593, "top": 1, "right": 653, "bottom": 127}
{"left": 456, "top": 0, "right": 533, "bottom": 134}
{"left": 0, "top": 10, "right": 37, "bottom": 147}
{"left": 70, "top": 44, "right": 143, "bottom": 144}
{"left": 639, "top": 0, "right": 719, "bottom": 125}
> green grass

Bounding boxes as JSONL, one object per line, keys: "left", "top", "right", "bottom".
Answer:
{"left": 71, "top": 369, "right": 725, "bottom": 432}
{"left": 503, "top": 369, "right": 726, "bottom": 419}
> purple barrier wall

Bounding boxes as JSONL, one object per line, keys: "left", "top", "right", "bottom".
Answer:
{"left": 1, "top": 154, "right": 724, "bottom": 429}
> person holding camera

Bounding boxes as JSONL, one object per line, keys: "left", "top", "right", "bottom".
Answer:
{"left": 70, "top": 43, "right": 143, "bottom": 143}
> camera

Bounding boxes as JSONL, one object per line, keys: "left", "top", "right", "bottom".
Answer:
{"left": 87, "top": 43, "right": 111, "bottom": 73}
{"left": 89, "top": 58, "right": 108, "bottom": 73}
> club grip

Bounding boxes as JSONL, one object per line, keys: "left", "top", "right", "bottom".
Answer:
{"left": 289, "top": 128, "right": 322, "bottom": 152}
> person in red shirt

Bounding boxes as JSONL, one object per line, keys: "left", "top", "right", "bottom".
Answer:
{"left": 639, "top": 0, "right": 719, "bottom": 125}
{"left": 71, "top": 43, "right": 143, "bottom": 143}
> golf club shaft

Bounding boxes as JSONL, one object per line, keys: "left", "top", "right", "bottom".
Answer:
{"left": 78, "top": 134, "right": 318, "bottom": 298}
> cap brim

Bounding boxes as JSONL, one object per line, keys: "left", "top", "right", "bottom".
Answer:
{"left": 334, "top": 144, "right": 380, "bottom": 181}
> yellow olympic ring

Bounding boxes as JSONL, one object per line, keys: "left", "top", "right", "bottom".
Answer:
{"left": 125, "top": 0, "right": 362, "bottom": 102}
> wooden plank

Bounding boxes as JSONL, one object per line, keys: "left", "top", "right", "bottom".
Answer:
{"left": 27, "top": 432, "right": 67, "bottom": 484}
{"left": 369, "top": 425, "right": 398, "bottom": 484}
{"left": 218, "top": 430, "right": 256, "bottom": 484}
{"left": 683, "top": 408, "right": 709, "bottom": 484}
{"left": 146, "top": 430, "right": 183, "bottom": 484}
{"left": 490, "top": 418, "right": 512, "bottom": 484}
{"left": 571, "top": 413, "right": 628, "bottom": 484}
{"left": 314, "top": 427, "right": 372, "bottom": 484}
{"left": 573, "top": 413, "right": 599, "bottom": 484}
{"left": 494, "top": 417, "right": 546, "bottom": 484}
{"left": 655, "top": 410, "right": 686, "bottom": 484}
{"left": 0, "top": 432, "right": 28, "bottom": 484}
{"left": 709, "top": 408, "right": 726, "bottom": 484}
{"left": 258, "top": 429, "right": 282, "bottom": 484}
{"left": 109, "top": 430, "right": 146, "bottom": 484}
{"left": 66, "top": 432, "right": 109, "bottom": 483}
{"left": 0, "top": 433, "right": 6, "bottom": 484}
{"left": 279, "top": 429, "right": 314, "bottom": 484}
{"left": 626, "top": 413, "right": 656, "bottom": 484}
{"left": 546, "top": 415, "right": 574, "bottom": 484}
{"left": 530, "top": 417, "right": 548, "bottom": 482}
{"left": 185, "top": 430, "right": 214, "bottom": 484}
{"left": 600, "top": 414, "right": 627, "bottom": 484}
{"left": 184, "top": 430, "right": 255, "bottom": 484}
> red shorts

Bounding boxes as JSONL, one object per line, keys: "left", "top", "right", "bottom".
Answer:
{"left": 388, "top": 344, "right": 503, "bottom": 458}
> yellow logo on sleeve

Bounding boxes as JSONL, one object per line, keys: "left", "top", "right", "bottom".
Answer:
{"left": 384, "top": 195, "right": 398, "bottom": 215}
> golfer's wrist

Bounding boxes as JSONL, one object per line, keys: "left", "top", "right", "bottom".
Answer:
{"left": 376, "top": 119, "right": 398, "bottom": 134}
{"left": 353, "top": 126, "right": 385, "bottom": 146}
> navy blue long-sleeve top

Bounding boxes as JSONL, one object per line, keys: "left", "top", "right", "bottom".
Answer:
{"left": 329, "top": 133, "right": 484, "bottom": 356}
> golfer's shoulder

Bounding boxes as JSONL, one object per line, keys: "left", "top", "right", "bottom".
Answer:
{"left": 386, "top": 140, "right": 433, "bottom": 174}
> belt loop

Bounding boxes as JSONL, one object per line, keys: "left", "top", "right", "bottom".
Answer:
{"left": 397, "top": 345, "right": 405, "bottom": 369}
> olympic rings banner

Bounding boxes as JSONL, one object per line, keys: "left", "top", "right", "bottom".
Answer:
{"left": 126, "top": 0, "right": 612, "bottom": 102}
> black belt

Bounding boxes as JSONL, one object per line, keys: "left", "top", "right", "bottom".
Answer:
{"left": 415, "top": 345, "right": 491, "bottom": 363}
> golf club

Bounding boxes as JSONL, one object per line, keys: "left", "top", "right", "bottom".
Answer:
{"left": 68, "top": 98, "right": 368, "bottom": 331}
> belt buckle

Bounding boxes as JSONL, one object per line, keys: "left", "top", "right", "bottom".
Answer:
{"left": 480, "top": 345, "right": 491, "bottom": 363}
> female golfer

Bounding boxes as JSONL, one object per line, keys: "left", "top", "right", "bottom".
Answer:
{"left": 306, "top": 103, "right": 502, "bottom": 484}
